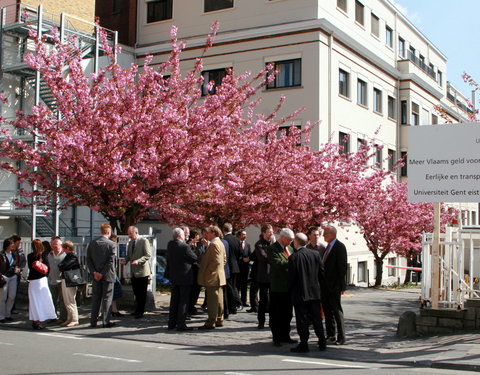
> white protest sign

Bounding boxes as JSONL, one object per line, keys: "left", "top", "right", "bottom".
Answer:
{"left": 408, "top": 123, "right": 480, "bottom": 202}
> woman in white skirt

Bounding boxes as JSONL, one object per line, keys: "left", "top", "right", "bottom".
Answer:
{"left": 28, "top": 239, "right": 56, "bottom": 329}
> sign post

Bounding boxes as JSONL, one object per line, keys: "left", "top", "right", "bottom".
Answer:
{"left": 408, "top": 123, "right": 480, "bottom": 309}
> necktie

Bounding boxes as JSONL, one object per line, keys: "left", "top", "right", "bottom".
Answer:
{"left": 131, "top": 240, "right": 136, "bottom": 253}
{"left": 284, "top": 247, "right": 290, "bottom": 258}
{"left": 323, "top": 244, "right": 331, "bottom": 263}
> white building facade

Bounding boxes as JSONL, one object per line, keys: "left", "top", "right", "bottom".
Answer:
{"left": 0, "top": 0, "right": 475, "bottom": 285}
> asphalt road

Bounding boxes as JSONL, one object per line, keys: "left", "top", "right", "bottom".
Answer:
{"left": 0, "top": 329, "right": 466, "bottom": 375}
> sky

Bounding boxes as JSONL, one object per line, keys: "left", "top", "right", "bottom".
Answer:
{"left": 391, "top": 0, "right": 480, "bottom": 99}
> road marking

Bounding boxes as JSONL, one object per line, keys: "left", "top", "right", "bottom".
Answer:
{"left": 282, "top": 359, "right": 374, "bottom": 369}
{"left": 37, "top": 333, "right": 83, "bottom": 340}
{"left": 190, "top": 350, "right": 225, "bottom": 354}
{"left": 0, "top": 342, "right": 14, "bottom": 346}
{"left": 224, "top": 372, "right": 253, "bottom": 375}
{"left": 73, "top": 353, "right": 142, "bottom": 363}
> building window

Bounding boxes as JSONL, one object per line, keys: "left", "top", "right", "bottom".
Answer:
{"left": 401, "top": 100, "right": 407, "bottom": 124}
{"left": 375, "top": 144, "right": 382, "bottom": 168}
{"left": 205, "top": 0, "right": 234, "bottom": 12}
{"left": 202, "top": 68, "right": 228, "bottom": 96}
{"left": 147, "top": 0, "right": 173, "bottom": 23}
{"left": 371, "top": 13, "right": 379, "bottom": 37}
{"left": 409, "top": 45, "right": 416, "bottom": 58}
{"left": 432, "top": 114, "right": 438, "bottom": 125}
{"left": 267, "top": 59, "right": 301, "bottom": 89}
{"left": 388, "top": 258, "right": 396, "bottom": 277}
{"left": 385, "top": 26, "right": 393, "bottom": 48}
{"left": 358, "top": 261, "right": 367, "bottom": 283}
{"left": 388, "top": 149, "right": 395, "bottom": 171}
{"left": 337, "top": 0, "right": 347, "bottom": 12}
{"left": 357, "top": 79, "right": 367, "bottom": 106}
{"left": 387, "top": 96, "right": 395, "bottom": 119}
{"left": 339, "top": 131, "right": 350, "bottom": 154}
{"left": 398, "top": 37, "right": 405, "bottom": 57}
{"left": 277, "top": 124, "right": 302, "bottom": 145}
{"left": 437, "top": 70, "right": 443, "bottom": 86}
{"left": 113, "top": 0, "right": 122, "bottom": 14}
{"left": 401, "top": 151, "right": 407, "bottom": 176}
{"left": 411, "top": 102, "right": 420, "bottom": 125}
{"left": 355, "top": 1, "right": 364, "bottom": 26}
{"left": 472, "top": 212, "right": 477, "bottom": 226}
{"left": 373, "top": 88, "right": 382, "bottom": 113}
{"left": 339, "top": 69, "right": 350, "bottom": 98}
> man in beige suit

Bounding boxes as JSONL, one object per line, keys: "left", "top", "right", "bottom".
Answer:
{"left": 121, "top": 226, "right": 152, "bottom": 319}
{"left": 197, "top": 225, "right": 226, "bottom": 330}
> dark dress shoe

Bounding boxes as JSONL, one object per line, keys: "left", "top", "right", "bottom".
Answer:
{"left": 336, "top": 338, "right": 346, "bottom": 345}
{"left": 198, "top": 325, "right": 215, "bottom": 330}
{"left": 134, "top": 314, "right": 144, "bottom": 319}
{"left": 0, "top": 319, "right": 6, "bottom": 323}
{"left": 318, "top": 341, "right": 327, "bottom": 351}
{"left": 257, "top": 323, "right": 265, "bottom": 329}
{"left": 5, "top": 317, "right": 13, "bottom": 321}
{"left": 177, "top": 326, "right": 193, "bottom": 332}
{"left": 282, "top": 338, "right": 298, "bottom": 344}
{"left": 103, "top": 322, "right": 116, "bottom": 328}
{"left": 246, "top": 308, "right": 257, "bottom": 313}
{"left": 291, "top": 344, "right": 309, "bottom": 353}
{"left": 272, "top": 340, "right": 282, "bottom": 347}
{"left": 112, "top": 312, "right": 124, "bottom": 317}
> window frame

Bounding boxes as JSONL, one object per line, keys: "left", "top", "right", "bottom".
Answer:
{"left": 355, "top": 0, "right": 365, "bottom": 26}
{"left": 388, "top": 148, "right": 396, "bottom": 172}
{"left": 385, "top": 25, "right": 393, "bottom": 48}
{"left": 201, "top": 68, "right": 228, "bottom": 96}
{"left": 375, "top": 144, "right": 382, "bottom": 168}
{"left": 339, "top": 68, "right": 350, "bottom": 98}
{"left": 371, "top": 12, "right": 380, "bottom": 37}
{"left": 357, "top": 78, "right": 367, "bottom": 106}
{"left": 373, "top": 87, "right": 382, "bottom": 114}
{"left": 411, "top": 102, "right": 420, "bottom": 125}
{"left": 400, "top": 151, "right": 408, "bottom": 177}
{"left": 337, "top": 0, "right": 347, "bottom": 12}
{"left": 339, "top": 131, "right": 350, "bottom": 154}
{"left": 147, "top": 0, "right": 173, "bottom": 23}
{"left": 387, "top": 95, "right": 395, "bottom": 119}
{"left": 266, "top": 58, "right": 302, "bottom": 90}
{"left": 401, "top": 100, "right": 407, "bottom": 124}
{"left": 398, "top": 37, "right": 406, "bottom": 58}
{"left": 204, "top": 0, "right": 234, "bottom": 13}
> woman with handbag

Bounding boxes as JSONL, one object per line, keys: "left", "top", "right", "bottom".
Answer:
{"left": 28, "top": 239, "right": 56, "bottom": 329}
{"left": 0, "top": 238, "right": 20, "bottom": 323}
{"left": 58, "top": 241, "right": 81, "bottom": 327}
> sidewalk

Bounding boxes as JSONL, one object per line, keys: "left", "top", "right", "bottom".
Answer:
{"left": 3, "top": 286, "right": 480, "bottom": 372}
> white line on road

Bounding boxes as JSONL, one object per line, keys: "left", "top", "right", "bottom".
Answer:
{"left": 0, "top": 342, "right": 14, "bottom": 346}
{"left": 37, "top": 333, "right": 83, "bottom": 340}
{"left": 73, "top": 353, "right": 142, "bottom": 363}
{"left": 282, "top": 359, "right": 375, "bottom": 369}
{"left": 224, "top": 372, "right": 253, "bottom": 375}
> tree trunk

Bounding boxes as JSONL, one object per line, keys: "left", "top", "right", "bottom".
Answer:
{"left": 403, "top": 256, "right": 413, "bottom": 285}
{"left": 374, "top": 258, "right": 384, "bottom": 287}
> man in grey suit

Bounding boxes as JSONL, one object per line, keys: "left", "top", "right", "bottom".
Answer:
{"left": 121, "top": 226, "right": 152, "bottom": 319}
{"left": 87, "top": 224, "right": 117, "bottom": 328}
{"left": 165, "top": 227, "right": 198, "bottom": 331}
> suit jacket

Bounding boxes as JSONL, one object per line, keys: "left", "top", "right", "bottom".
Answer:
{"left": 239, "top": 241, "right": 251, "bottom": 278}
{"left": 126, "top": 237, "right": 152, "bottom": 278}
{"left": 267, "top": 241, "right": 292, "bottom": 293}
{"left": 323, "top": 239, "right": 347, "bottom": 292}
{"left": 87, "top": 236, "right": 116, "bottom": 283}
{"left": 223, "top": 233, "right": 240, "bottom": 274}
{"left": 288, "top": 246, "right": 324, "bottom": 305}
{"left": 197, "top": 238, "right": 226, "bottom": 287}
{"left": 254, "top": 237, "right": 271, "bottom": 284}
{"left": 165, "top": 239, "right": 198, "bottom": 285}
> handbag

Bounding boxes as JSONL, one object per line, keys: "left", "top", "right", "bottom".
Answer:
{"left": 32, "top": 260, "right": 48, "bottom": 275}
{"left": 64, "top": 268, "right": 86, "bottom": 287}
{"left": 0, "top": 276, "right": 6, "bottom": 287}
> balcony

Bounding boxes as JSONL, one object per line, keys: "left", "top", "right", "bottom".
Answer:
{"left": 397, "top": 51, "right": 437, "bottom": 82}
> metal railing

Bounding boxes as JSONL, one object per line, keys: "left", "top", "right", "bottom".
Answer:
{"left": 405, "top": 50, "right": 437, "bottom": 80}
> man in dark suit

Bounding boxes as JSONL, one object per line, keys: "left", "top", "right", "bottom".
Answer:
{"left": 87, "top": 224, "right": 117, "bottom": 328}
{"left": 236, "top": 230, "right": 254, "bottom": 309}
{"left": 165, "top": 227, "right": 198, "bottom": 331}
{"left": 222, "top": 223, "right": 242, "bottom": 313}
{"left": 322, "top": 225, "right": 347, "bottom": 345}
{"left": 267, "top": 228, "right": 297, "bottom": 347}
{"left": 288, "top": 232, "right": 326, "bottom": 353}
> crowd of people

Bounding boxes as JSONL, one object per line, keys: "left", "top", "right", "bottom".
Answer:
{"left": 0, "top": 222, "right": 348, "bottom": 352}
{"left": 165, "top": 222, "right": 348, "bottom": 352}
